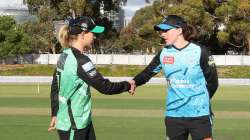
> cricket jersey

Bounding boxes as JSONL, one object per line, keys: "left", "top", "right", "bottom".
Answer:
{"left": 134, "top": 42, "right": 218, "bottom": 117}
{"left": 50, "top": 47, "right": 130, "bottom": 131}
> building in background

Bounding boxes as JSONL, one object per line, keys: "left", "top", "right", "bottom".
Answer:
{"left": 100, "top": 1, "right": 125, "bottom": 31}
{"left": 99, "top": 0, "right": 156, "bottom": 30}
{"left": 0, "top": 0, "right": 36, "bottom": 23}
{"left": 102, "top": 8, "right": 125, "bottom": 30}
{"left": 0, "top": 9, "right": 37, "bottom": 24}
{"left": 122, "top": 0, "right": 155, "bottom": 26}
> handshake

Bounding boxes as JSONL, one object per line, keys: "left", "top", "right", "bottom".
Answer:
{"left": 128, "top": 80, "right": 136, "bottom": 95}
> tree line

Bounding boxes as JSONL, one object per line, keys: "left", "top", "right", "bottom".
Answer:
{"left": 114, "top": 0, "right": 250, "bottom": 55}
{"left": 0, "top": 0, "right": 128, "bottom": 62}
{"left": 0, "top": 0, "right": 249, "bottom": 62}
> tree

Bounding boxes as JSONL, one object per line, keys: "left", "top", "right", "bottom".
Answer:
{"left": 21, "top": 21, "right": 54, "bottom": 54}
{"left": 24, "top": 0, "right": 129, "bottom": 54}
{"left": 21, "top": 2, "right": 57, "bottom": 54}
{"left": 0, "top": 16, "right": 32, "bottom": 64}
{"left": 0, "top": 16, "right": 18, "bottom": 61}
{"left": 203, "top": 0, "right": 220, "bottom": 15}
{"left": 116, "top": 0, "right": 216, "bottom": 53}
{"left": 26, "top": 0, "right": 127, "bottom": 19}
{"left": 56, "top": 1, "right": 71, "bottom": 19}
{"left": 38, "top": 6, "right": 56, "bottom": 53}
{"left": 215, "top": 0, "right": 250, "bottom": 54}
{"left": 117, "top": 0, "right": 250, "bottom": 54}
{"left": 111, "top": 5, "right": 164, "bottom": 53}
{"left": 5, "top": 29, "right": 32, "bottom": 62}
{"left": 26, "top": 0, "right": 45, "bottom": 14}
{"left": 0, "top": 16, "right": 16, "bottom": 31}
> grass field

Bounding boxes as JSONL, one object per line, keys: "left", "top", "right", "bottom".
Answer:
{"left": 1, "top": 64, "right": 250, "bottom": 78}
{"left": 0, "top": 84, "right": 250, "bottom": 140}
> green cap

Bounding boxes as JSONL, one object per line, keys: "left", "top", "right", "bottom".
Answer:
{"left": 69, "top": 16, "right": 105, "bottom": 35}
{"left": 90, "top": 25, "right": 105, "bottom": 33}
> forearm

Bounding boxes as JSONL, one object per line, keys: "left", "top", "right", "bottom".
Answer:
{"left": 93, "top": 79, "right": 131, "bottom": 95}
{"left": 206, "top": 67, "right": 219, "bottom": 98}
{"left": 133, "top": 51, "right": 162, "bottom": 86}
{"left": 50, "top": 69, "right": 59, "bottom": 116}
{"left": 200, "top": 46, "right": 219, "bottom": 98}
{"left": 133, "top": 71, "right": 156, "bottom": 86}
{"left": 77, "top": 62, "right": 130, "bottom": 94}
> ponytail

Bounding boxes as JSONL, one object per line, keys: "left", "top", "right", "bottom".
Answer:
{"left": 58, "top": 25, "right": 70, "bottom": 48}
{"left": 182, "top": 24, "right": 198, "bottom": 41}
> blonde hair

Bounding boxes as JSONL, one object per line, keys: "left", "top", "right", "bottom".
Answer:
{"left": 58, "top": 25, "right": 79, "bottom": 48}
{"left": 58, "top": 25, "right": 70, "bottom": 47}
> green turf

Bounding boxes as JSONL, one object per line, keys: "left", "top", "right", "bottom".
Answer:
{"left": 1, "top": 65, "right": 250, "bottom": 78}
{"left": 0, "top": 115, "right": 165, "bottom": 140}
{"left": 213, "top": 118, "right": 250, "bottom": 139}
{"left": 0, "top": 84, "right": 50, "bottom": 97}
{"left": 0, "top": 115, "right": 57, "bottom": 140}
{"left": 1, "top": 85, "right": 250, "bottom": 111}
{"left": 1, "top": 97, "right": 250, "bottom": 111}
{"left": 0, "top": 84, "right": 250, "bottom": 140}
{"left": 0, "top": 115, "right": 250, "bottom": 140}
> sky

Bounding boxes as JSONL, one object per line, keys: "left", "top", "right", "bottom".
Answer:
{"left": 123, "top": 0, "right": 152, "bottom": 20}
{"left": 0, "top": 0, "right": 26, "bottom": 8}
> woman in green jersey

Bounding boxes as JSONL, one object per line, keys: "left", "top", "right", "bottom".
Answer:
{"left": 48, "top": 16, "right": 134, "bottom": 140}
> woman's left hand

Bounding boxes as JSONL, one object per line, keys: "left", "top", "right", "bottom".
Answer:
{"left": 48, "top": 116, "right": 57, "bottom": 132}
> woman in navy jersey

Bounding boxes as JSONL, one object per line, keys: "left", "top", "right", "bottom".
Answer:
{"left": 129, "top": 15, "right": 219, "bottom": 140}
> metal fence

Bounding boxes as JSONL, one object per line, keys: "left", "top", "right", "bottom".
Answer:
{"left": 2, "top": 54, "right": 250, "bottom": 66}
{"left": 1, "top": 76, "right": 250, "bottom": 85}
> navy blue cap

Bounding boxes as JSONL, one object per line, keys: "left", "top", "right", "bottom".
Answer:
{"left": 68, "top": 16, "right": 105, "bottom": 35}
{"left": 154, "top": 15, "right": 187, "bottom": 31}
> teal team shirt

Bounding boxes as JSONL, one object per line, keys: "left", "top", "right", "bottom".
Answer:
{"left": 154, "top": 43, "right": 210, "bottom": 117}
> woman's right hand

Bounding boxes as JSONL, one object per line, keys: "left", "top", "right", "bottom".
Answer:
{"left": 128, "top": 80, "right": 136, "bottom": 95}
{"left": 48, "top": 116, "right": 57, "bottom": 132}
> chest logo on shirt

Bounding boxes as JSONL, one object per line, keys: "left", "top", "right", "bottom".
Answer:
{"left": 163, "top": 56, "right": 174, "bottom": 64}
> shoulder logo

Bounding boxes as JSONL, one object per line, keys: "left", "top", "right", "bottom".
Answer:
{"left": 82, "top": 61, "right": 94, "bottom": 72}
{"left": 208, "top": 56, "right": 215, "bottom": 66}
{"left": 163, "top": 56, "right": 174, "bottom": 64}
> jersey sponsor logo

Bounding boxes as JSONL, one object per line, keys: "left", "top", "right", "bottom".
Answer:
{"left": 169, "top": 79, "right": 195, "bottom": 89}
{"left": 81, "top": 23, "right": 88, "bottom": 29}
{"left": 81, "top": 23, "right": 88, "bottom": 31}
{"left": 163, "top": 56, "right": 174, "bottom": 64}
{"left": 82, "top": 61, "right": 94, "bottom": 72}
